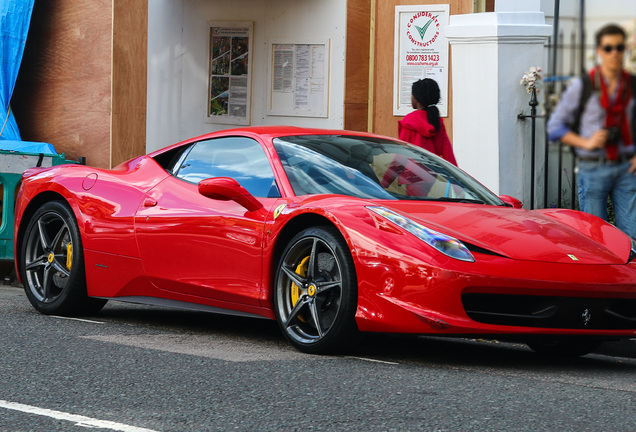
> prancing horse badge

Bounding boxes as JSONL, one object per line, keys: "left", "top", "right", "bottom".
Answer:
{"left": 581, "top": 309, "right": 591, "bottom": 326}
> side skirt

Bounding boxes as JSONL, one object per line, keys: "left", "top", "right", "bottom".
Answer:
{"left": 94, "top": 296, "right": 272, "bottom": 320}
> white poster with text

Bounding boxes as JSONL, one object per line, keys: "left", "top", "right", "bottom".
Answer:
{"left": 394, "top": 5, "right": 449, "bottom": 117}
{"left": 269, "top": 40, "right": 329, "bottom": 117}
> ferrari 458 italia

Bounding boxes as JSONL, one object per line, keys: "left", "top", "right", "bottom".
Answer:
{"left": 14, "top": 127, "right": 636, "bottom": 355}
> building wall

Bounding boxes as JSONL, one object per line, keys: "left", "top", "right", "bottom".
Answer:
{"left": 146, "top": 0, "right": 347, "bottom": 153}
{"left": 13, "top": 0, "right": 113, "bottom": 167}
{"left": 13, "top": 0, "right": 147, "bottom": 168}
{"left": 370, "top": 0, "right": 473, "bottom": 140}
{"left": 344, "top": 0, "right": 372, "bottom": 133}
{"left": 112, "top": 0, "right": 148, "bottom": 167}
{"left": 15, "top": 1, "right": 635, "bottom": 168}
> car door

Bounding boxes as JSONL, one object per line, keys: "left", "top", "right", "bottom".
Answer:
{"left": 134, "top": 136, "right": 281, "bottom": 306}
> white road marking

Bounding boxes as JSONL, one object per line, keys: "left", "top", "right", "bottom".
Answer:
{"left": 83, "top": 334, "right": 312, "bottom": 362}
{"left": 51, "top": 316, "right": 105, "bottom": 324}
{"left": 0, "top": 400, "right": 159, "bottom": 432}
{"left": 346, "top": 356, "right": 400, "bottom": 365}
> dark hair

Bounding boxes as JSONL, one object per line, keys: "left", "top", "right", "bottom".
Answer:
{"left": 595, "top": 23, "right": 626, "bottom": 47}
{"left": 412, "top": 78, "right": 441, "bottom": 132}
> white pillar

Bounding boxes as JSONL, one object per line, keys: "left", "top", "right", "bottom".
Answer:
{"left": 445, "top": 11, "right": 551, "bottom": 206}
{"left": 495, "top": 0, "right": 544, "bottom": 12}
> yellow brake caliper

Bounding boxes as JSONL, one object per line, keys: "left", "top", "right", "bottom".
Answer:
{"left": 66, "top": 242, "right": 73, "bottom": 270}
{"left": 291, "top": 256, "right": 310, "bottom": 307}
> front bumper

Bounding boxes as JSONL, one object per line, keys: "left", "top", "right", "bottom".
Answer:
{"left": 354, "top": 254, "right": 636, "bottom": 337}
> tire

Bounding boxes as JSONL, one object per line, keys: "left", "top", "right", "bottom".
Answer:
{"left": 274, "top": 226, "right": 358, "bottom": 354}
{"left": 526, "top": 338, "right": 602, "bottom": 357}
{"left": 20, "top": 201, "right": 107, "bottom": 316}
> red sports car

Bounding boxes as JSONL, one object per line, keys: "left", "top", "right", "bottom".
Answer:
{"left": 13, "top": 127, "right": 636, "bottom": 355}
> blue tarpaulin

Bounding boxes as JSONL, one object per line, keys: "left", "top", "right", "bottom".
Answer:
{"left": 0, "top": 0, "right": 35, "bottom": 141}
{"left": 0, "top": 139, "right": 57, "bottom": 154}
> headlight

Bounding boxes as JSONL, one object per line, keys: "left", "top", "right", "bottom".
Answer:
{"left": 368, "top": 206, "right": 475, "bottom": 262}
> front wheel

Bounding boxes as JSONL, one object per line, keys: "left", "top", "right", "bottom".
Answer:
{"left": 20, "top": 201, "right": 106, "bottom": 316}
{"left": 274, "top": 226, "right": 358, "bottom": 354}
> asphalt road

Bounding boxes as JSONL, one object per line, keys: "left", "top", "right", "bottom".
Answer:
{"left": 1, "top": 285, "right": 634, "bottom": 432}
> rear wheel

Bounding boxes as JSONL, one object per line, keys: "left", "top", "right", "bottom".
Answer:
{"left": 526, "top": 339, "right": 602, "bottom": 357}
{"left": 20, "top": 201, "right": 106, "bottom": 315}
{"left": 274, "top": 226, "right": 358, "bottom": 354}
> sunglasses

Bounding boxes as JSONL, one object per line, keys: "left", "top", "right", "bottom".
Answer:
{"left": 601, "top": 44, "right": 626, "bottom": 53}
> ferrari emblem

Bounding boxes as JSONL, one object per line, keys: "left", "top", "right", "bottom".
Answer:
{"left": 47, "top": 253, "right": 54, "bottom": 263}
{"left": 273, "top": 204, "right": 286, "bottom": 220}
{"left": 307, "top": 284, "right": 316, "bottom": 297}
{"left": 581, "top": 309, "right": 591, "bottom": 326}
{"left": 567, "top": 254, "right": 579, "bottom": 261}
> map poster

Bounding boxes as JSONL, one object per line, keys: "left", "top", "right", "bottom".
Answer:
{"left": 208, "top": 21, "right": 252, "bottom": 125}
{"left": 394, "top": 5, "right": 449, "bottom": 117}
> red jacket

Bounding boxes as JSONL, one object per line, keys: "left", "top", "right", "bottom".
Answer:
{"left": 398, "top": 110, "right": 457, "bottom": 166}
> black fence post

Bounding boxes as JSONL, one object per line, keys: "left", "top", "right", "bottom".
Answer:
{"left": 518, "top": 87, "right": 542, "bottom": 209}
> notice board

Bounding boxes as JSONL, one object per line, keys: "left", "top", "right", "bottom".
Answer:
{"left": 268, "top": 39, "right": 330, "bottom": 117}
{"left": 207, "top": 21, "right": 253, "bottom": 125}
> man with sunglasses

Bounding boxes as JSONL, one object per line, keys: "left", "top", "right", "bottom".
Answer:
{"left": 548, "top": 23, "right": 636, "bottom": 239}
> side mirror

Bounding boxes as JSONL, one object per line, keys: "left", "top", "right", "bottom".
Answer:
{"left": 499, "top": 195, "right": 523, "bottom": 209}
{"left": 198, "top": 177, "right": 263, "bottom": 212}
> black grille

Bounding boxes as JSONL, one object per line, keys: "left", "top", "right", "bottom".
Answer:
{"left": 462, "top": 293, "right": 636, "bottom": 330}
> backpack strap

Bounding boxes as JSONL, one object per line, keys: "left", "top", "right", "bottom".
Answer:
{"left": 571, "top": 74, "right": 592, "bottom": 134}
{"left": 631, "top": 74, "right": 636, "bottom": 144}
{"left": 569, "top": 73, "right": 636, "bottom": 143}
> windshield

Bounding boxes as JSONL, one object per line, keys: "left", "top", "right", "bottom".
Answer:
{"left": 273, "top": 135, "right": 503, "bottom": 205}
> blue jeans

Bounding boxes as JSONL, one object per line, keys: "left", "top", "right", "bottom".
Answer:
{"left": 577, "top": 160, "right": 636, "bottom": 239}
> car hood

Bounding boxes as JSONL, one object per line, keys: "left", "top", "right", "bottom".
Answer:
{"left": 380, "top": 201, "right": 630, "bottom": 264}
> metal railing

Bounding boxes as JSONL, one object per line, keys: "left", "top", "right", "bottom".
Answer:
{"left": 520, "top": 0, "right": 586, "bottom": 210}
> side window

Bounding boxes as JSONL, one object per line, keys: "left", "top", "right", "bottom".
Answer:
{"left": 152, "top": 145, "right": 192, "bottom": 174}
{"left": 174, "top": 136, "right": 280, "bottom": 198}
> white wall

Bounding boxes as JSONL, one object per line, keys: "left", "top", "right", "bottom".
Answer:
{"left": 146, "top": 0, "right": 347, "bottom": 152}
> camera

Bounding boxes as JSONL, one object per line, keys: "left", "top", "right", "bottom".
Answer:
{"left": 605, "top": 126, "right": 621, "bottom": 144}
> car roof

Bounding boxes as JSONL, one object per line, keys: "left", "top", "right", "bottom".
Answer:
{"left": 147, "top": 126, "right": 399, "bottom": 158}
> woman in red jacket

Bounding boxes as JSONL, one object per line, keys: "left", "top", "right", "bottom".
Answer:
{"left": 398, "top": 78, "right": 457, "bottom": 166}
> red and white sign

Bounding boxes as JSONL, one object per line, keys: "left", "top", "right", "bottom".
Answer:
{"left": 394, "top": 5, "right": 449, "bottom": 117}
